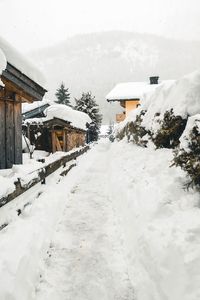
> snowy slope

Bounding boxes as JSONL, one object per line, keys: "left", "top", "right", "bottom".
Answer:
{"left": 29, "top": 31, "right": 200, "bottom": 122}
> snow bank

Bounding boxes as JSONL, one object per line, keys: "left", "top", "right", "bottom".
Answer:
{"left": 0, "top": 176, "right": 15, "bottom": 197}
{"left": 141, "top": 71, "right": 200, "bottom": 130}
{"left": 0, "top": 178, "right": 67, "bottom": 300}
{"left": 0, "top": 36, "right": 45, "bottom": 87}
{"left": 115, "top": 70, "right": 200, "bottom": 150}
{"left": 117, "top": 70, "right": 200, "bottom": 131}
{"left": 0, "top": 147, "right": 91, "bottom": 300}
{"left": 0, "top": 146, "right": 87, "bottom": 200}
{"left": 109, "top": 141, "right": 200, "bottom": 300}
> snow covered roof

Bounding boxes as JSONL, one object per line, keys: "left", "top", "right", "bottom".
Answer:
{"left": 43, "top": 104, "right": 91, "bottom": 130}
{"left": 22, "top": 99, "right": 52, "bottom": 114}
{"left": 0, "top": 47, "right": 7, "bottom": 86}
{"left": 106, "top": 81, "right": 171, "bottom": 101}
{"left": 0, "top": 36, "right": 45, "bottom": 87}
{"left": 25, "top": 104, "right": 92, "bottom": 131}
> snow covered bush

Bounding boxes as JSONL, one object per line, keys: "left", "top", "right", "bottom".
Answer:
{"left": 116, "top": 70, "right": 200, "bottom": 151}
{"left": 116, "top": 108, "right": 186, "bottom": 149}
{"left": 116, "top": 110, "right": 150, "bottom": 147}
{"left": 152, "top": 109, "right": 187, "bottom": 149}
{"left": 173, "top": 115, "right": 200, "bottom": 189}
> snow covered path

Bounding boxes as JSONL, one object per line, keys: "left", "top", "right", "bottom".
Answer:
{"left": 0, "top": 139, "right": 199, "bottom": 300}
{"left": 35, "top": 141, "right": 135, "bottom": 300}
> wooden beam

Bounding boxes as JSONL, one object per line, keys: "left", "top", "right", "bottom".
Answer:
{"left": 1, "top": 63, "right": 47, "bottom": 102}
{"left": 52, "top": 131, "right": 56, "bottom": 153}
{"left": 14, "top": 101, "right": 22, "bottom": 164}
{"left": 5, "top": 101, "right": 15, "bottom": 168}
{"left": 55, "top": 134, "right": 62, "bottom": 151}
{"left": 0, "top": 101, "right": 6, "bottom": 169}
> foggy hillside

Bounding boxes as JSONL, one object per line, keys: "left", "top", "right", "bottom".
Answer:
{"left": 30, "top": 31, "right": 200, "bottom": 123}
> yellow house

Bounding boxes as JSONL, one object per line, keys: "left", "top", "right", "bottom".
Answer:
{"left": 106, "top": 76, "right": 160, "bottom": 122}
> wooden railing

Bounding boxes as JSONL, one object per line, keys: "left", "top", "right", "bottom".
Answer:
{"left": 0, "top": 146, "right": 89, "bottom": 208}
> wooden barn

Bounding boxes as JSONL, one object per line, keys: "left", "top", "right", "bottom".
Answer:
{"left": 23, "top": 104, "right": 91, "bottom": 153}
{"left": 0, "top": 40, "right": 46, "bottom": 169}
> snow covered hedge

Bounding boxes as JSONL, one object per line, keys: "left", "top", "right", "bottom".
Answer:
{"left": 173, "top": 115, "right": 200, "bottom": 189}
{"left": 115, "top": 70, "right": 200, "bottom": 188}
{"left": 151, "top": 109, "right": 187, "bottom": 149}
{"left": 116, "top": 110, "right": 150, "bottom": 147}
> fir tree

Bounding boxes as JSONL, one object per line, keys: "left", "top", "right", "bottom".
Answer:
{"left": 75, "top": 92, "right": 102, "bottom": 141}
{"left": 55, "top": 82, "right": 71, "bottom": 106}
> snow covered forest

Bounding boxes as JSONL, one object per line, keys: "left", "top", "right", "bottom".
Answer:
{"left": 0, "top": 0, "right": 200, "bottom": 299}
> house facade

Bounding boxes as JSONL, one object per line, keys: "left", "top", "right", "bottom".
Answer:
{"left": 0, "top": 44, "right": 46, "bottom": 169}
{"left": 106, "top": 76, "right": 160, "bottom": 123}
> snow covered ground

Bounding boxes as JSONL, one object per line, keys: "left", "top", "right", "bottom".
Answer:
{"left": 0, "top": 139, "right": 199, "bottom": 300}
{"left": 35, "top": 140, "right": 135, "bottom": 300}
{"left": 109, "top": 141, "right": 200, "bottom": 300}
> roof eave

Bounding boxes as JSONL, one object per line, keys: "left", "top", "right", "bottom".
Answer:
{"left": 1, "top": 62, "right": 47, "bottom": 102}
{"left": 107, "top": 98, "right": 140, "bottom": 102}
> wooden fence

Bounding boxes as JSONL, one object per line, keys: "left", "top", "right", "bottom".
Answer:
{"left": 0, "top": 146, "right": 89, "bottom": 208}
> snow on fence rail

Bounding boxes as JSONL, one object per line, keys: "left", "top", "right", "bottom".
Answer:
{"left": 0, "top": 146, "right": 89, "bottom": 208}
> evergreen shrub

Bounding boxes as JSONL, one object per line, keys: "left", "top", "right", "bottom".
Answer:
{"left": 116, "top": 110, "right": 150, "bottom": 147}
{"left": 152, "top": 109, "right": 187, "bottom": 149}
{"left": 173, "top": 118, "right": 200, "bottom": 189}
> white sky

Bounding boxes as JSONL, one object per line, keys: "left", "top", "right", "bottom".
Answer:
{"left": 0, "top": 0, "right": 199, "bottom": 52}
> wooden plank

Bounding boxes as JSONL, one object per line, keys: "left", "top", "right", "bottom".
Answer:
{"left": 55, "top": 134, "right": 62, "bottom": 151}
{"left": 63, "top": 130, "right": 67, "bottom": 152}
{"left": 0, "top": 101, "right": 6, "bottom": 169}
{"left": 5, "top": 101, "right": 15, "bottom": 168}
{"left": 14, "top": 102, "right": 22, "bottom": 164}
{"left": 52, "top": 131, "right": 56, "bottom": 153}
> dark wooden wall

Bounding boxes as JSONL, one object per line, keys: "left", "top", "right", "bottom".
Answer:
{"left": 0, "top": 99, "right": 22, "bottom": 169}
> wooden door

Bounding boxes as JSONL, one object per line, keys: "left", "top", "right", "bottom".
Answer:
{"left": 0, "top": 100, "right": 22, "bottom": 169}
{"left": 0, "top": 101, "right": 6, "bottom": 169}
{"left": 52, "top": 130, "right": 63, "bottom": 152}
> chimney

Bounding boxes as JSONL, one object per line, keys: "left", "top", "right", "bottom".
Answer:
{"left": 149, "top": 76, "right": 159, "bottom": 85}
